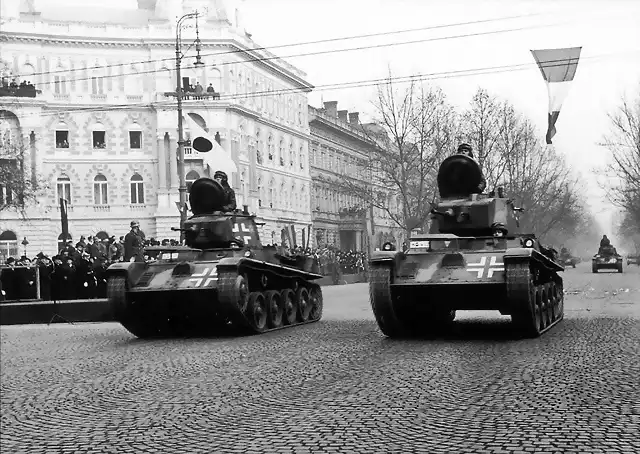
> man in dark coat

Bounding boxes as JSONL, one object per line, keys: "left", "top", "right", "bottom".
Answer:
{"left": 456, "top": 143, "right": 487, "bottom": 194}
{"left": 214, "top": 170, "right": 237, "bottom": 211}
{"left": 124, "top": 221, "right": 145, "bottom": 262}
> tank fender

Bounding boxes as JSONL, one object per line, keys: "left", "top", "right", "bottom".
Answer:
{"left": 104, "top": 261, "right": 148, "bottom": 286}
{"left": 215, "top": 256, "right": 245, "bottom": 270}
{"left": 504, "top": 247, "right": 564, "bottom": 272}
{"left": 369, "top": 251, "right": 406, "bottom": 278}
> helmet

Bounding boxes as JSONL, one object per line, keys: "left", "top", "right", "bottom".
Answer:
{"left": 213, "top": 171, "right": 228, "bottom": 182}
{"left": 457, "top": 143, "right": 474, "bottom": 157}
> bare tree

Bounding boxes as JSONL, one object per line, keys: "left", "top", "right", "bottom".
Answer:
{"left": 322, "top": 75, "right": 457, "bottom": 241}
{"left": 0, "top": 130, "right": 44, "bottom": 218}
{"left": 600, "top": 85, "right": 640, "bottom": 234}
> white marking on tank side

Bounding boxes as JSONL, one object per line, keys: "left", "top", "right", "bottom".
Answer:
{"left": 233, "top": 223, "right": 253, "bottom": 243}
{"left": 189, "top": 278, "right": 203, "bottom": 287}
{"left": 467, "top": 256, "right": 505, "bottom": 278}
{"left": 415, "top": 262, "right": 440, "bottom": 281}
{"left": 191, "top": 268, "right": 210, "bottom": 278}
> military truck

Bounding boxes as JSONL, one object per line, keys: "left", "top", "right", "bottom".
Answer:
{"left": 105, "top": 178, "right": 323, "bottom": 338}
{"left": 369, "top": 154, "right": 565, "bottom": 338}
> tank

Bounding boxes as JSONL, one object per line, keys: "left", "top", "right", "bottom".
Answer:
{"left": 559, "top": 248, "right": 578, "bottom": 268}
{"left": 592, "top": 244, "right": 623, "bottom": 273}
{"left": 105, "top": 177, "right": 323, "bottom": 338}
{"left": 369, "top": 154, "right": 565, "bottom": 338}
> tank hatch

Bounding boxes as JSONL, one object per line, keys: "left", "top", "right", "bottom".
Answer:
{"left": 437, "top": 154, "right": 483, "bottom": 199}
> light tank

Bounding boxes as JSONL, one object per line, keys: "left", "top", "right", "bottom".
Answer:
{"left": 592, "top": 244, "right": 623, "bottom": 273}
{"left": 369, "top": 154, "right": 565, "bottom": 338}
{"left": 105, "top": 177, "right": 323, "bottom": 338}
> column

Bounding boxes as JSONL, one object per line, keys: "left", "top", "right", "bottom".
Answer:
{"left": 169, "top": 135, "right": 178, "bottom": 190}
{"left": 157, "top": 133, "right": 167, "bottom": 191}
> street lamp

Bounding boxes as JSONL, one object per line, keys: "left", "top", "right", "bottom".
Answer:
{"left": 21, "top": 237, "right": 29, "bottom": 257}
{"left": 175, "top": 11, "right": 205, "bottom": 242}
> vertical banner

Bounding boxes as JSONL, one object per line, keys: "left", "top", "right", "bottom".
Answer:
{"left": 530, "top": 47, "right": 582, "bottom": 144}
{"left": 59, "top": 197, "right": 69, "bottom": 245}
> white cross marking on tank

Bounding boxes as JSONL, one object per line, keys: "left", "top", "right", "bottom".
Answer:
{"left": 233, "top": 223, "right": 253, "bottom": 243}
{"left": 467, "top": 256, "right": 504, "bottom": 278}
{"left": 191, "top": 268, "right": 210, "bottom": 277}
{"left": 189, "top": 278, "right": 203, "bottom": 287}
{"left": 204, "top": 268, "right": 218, "bottom": 287}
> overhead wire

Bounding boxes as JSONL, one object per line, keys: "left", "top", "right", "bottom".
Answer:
{"left": 8, "top": 50, "right": 637, "bottom": 120}
{"left": 10, "top": 11, "right": 550, "bottom": 79}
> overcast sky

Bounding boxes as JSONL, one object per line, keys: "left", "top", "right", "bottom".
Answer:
{"left": 43, "top": 0, "right": 640, "bottom": 240}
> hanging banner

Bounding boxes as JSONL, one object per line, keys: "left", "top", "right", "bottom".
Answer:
{"left": 530, "top": 47, "right": 582, "bottom": 144}
{"left": 183, "top": 113, "right": 237, "bottom": 177}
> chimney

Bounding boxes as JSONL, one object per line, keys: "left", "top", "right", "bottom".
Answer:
{"left": 349, "top": 112, "right": 360, "bottom": 125}
{"left": 323, "top": 101, "right": 338, "bottom": 118}
{"left": 337, "top": 110, "right": 348, "bottom": 123}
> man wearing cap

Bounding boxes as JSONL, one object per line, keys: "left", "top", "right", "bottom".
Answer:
{"left": 213, "top": 170, "right": 237, "bottom": 212}
{"left": 124, "top": 221, "right": 146, "bottom": 262}
{"left": 455, "top": 143, "right": 486, "bottom": 194}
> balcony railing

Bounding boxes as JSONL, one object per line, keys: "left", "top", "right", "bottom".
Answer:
{"left": 163, "top": 91, "right": 221, "bottom": 101}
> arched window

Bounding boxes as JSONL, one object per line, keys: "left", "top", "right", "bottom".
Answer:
{"left": 93, "top": 174, "right": 108, "bottom": 205}
{"left": 186, "top": 170, "right": 199, "bottom": 191}
{"left": 278, "top": 138, "right": 284, "bottom": 166}
{"left": 208, "top": 67, "right": 222, "bottom": 93}
{"left": 268, "top": 179, "right": 274, "bottom": 208}
{"left": 53, "top": 64, "right": 67, "bottom": 95}
{"left": 92, "top": 122, "right": 106, "bottom": 149}
{"left": 289, "top": 142, "right": 294, "bottom": 167}
{"left": 91, "top": 68, "right": 105, "bottom": 95}
{"left": 257, "top": 177, "right": 263, "bottom": 207}
{"left": 57, "top": 232, "right": 72, "bottom": 254}
{"left": 130, "top": 173, "right": 144, "bottom": 204}
{"left": 267, "top": 135, "right": 274, "bottom": 161}
{"left": 0, "top": 230, "right": 18, "bottom": 261}
{"left": 255, "top": 131, "right": 263, "bottom": 164}
{"left": 56, "top": 175, "right": 72, "bottom": 204}
{"left": 299, "top": 146, "right": 305, "bottom": 170}
{"left": 128, "top": 122, "right": 142, "bottom": 149}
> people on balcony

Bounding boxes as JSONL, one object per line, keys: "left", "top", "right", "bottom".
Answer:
{"left": 176, "top": 82, "right": 220, "bottom": 100}
{"left": 0, "top": 78, "right": 37, "bottom": 97}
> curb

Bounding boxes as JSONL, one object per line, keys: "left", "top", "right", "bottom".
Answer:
{"left": 0, "top": 299, "right": 114, "bottom": 326}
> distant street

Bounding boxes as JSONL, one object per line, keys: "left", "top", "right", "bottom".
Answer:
{"left": 2, "top": 262, "right": 639, "bottom": 454}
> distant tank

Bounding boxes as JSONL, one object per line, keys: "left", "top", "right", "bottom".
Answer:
{"left": 369, "top": 154, "right": 565, "bottom": 338}
{"left": 105, "top": 177, "right": 323, "bottom": 338}
{"left": 592, "top": 244, "right": 623, "bottom": 273}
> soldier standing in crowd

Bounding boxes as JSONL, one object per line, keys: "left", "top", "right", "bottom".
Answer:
{"left": 124, "top": 221, "right": 146, "bottom": 262}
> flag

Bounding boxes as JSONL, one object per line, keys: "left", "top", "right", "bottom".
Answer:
{"left": 182, "top": 113, "right": 237, "bottom": 177}
{"left": 530, "top": 47, "right": 582, "bottom": 144}
{"left": 59, "top": 197, "right": 69, "bottom": 243}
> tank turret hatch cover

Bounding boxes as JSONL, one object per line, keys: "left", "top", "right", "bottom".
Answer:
{"left": 437, "top": 154, "right": 483, "bottom": 198}
{"left": 189, "top": 177, "right": 226, "bottom": 215}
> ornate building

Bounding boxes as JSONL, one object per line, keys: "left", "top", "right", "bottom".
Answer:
{"left": 309, "top": 101, "right": 403, "bottom": 252}
{"left": 0, "top": 0, "right": 313, "bottom": 258}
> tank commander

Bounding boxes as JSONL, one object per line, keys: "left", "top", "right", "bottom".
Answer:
{"left": 124, "top": 220, "right": 145, "bottom": 262}
{"left": 456, "top": 143, "right": 486, "bottom": 194}
{"left": 213, "top": 170, "right": 237, "bottom": 212}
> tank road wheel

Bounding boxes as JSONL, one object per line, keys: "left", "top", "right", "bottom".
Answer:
{"left": 555, "top": 281, "right": 565, "bottom": 321}
{"left": 296, "top": 287, "right": 312, "bottom": 322}
{"left": 308, "top": 286, "right": 324, "bottom": 321}
{"left": 548, "top": 283, "right": 558, "bottom": 322}
{"left": 535, "top": 286, "right": 545, "bottom": 332}
{"left": 506, "top": 262, "right": 542, "bottom": 338}
{"left": 280, "top": 289, "right": 297, "bottom": 325}
{"left": 107, "top": 276, "right": 159, "bottom": 339}
{"left": 543, "top": 284, "right": 554, "bottom": 327}
{"left": 369, "top": 266, "right": 407, "bottom": 338}
{"left": 217, "top": 272, "right": 251, "bottom": 329}
{"left": 265, "top": 290, "right": 284, "bottom": 329}
{"left": 247, "top": 292, "right": 268, "bottom": 332}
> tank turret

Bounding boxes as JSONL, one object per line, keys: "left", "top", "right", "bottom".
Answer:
{"left": 181, "top": 178, "right": 256, "bottom": 249}
{"left": 430, "top": 154, "right": 520, "bottom": 237}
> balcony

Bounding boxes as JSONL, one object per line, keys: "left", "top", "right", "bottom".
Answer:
{"left": 93, "top": 204, "right": 111, "bottom": 212}
{"left": 0, "top": 82, "right": 41, "bottom": 98}
{"left": 163, "top": 90, "right": 221, "bottom": 101}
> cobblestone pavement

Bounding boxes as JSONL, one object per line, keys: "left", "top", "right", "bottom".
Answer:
{"left": 2, "top": 263, "right": 639, "bottom": 454}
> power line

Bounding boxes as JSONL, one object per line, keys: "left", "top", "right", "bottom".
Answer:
{"left": 11, "top": 12, "right": 547, "bottom": 79}
{"left": 26, "top": 21, "right": 567, "bottom": 88}
{"left": 10, "top": 51, "right": 636, "bottom": 120}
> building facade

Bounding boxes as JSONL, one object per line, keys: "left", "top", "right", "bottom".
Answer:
{"left": 0, "top": 0, "right": 313, "bottom": 259}
{"left": 309, "top": 101, "right": 403, "bottom": 253}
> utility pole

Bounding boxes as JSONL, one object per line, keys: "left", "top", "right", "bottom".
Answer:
{"left": 174, "top": 11, "right": 204, "bottom": 242}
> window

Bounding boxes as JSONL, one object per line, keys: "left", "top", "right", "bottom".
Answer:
{"left": 92, "top": 123, "right": 106, "bottom": 148}
{"left": 54, "top": 75, "right": 67, "bottom": 95}
{"left": 56, "top": 175, "right": 72, "bottom": 204}
{"left": 300, "top": 146, "right": 305, "bottom": 170}
{"left": 186, "top": 170, "right": 200, "bottom": 191}
{"left": 130, "top": 173, "right": 144, "bottom": 204}
{"left": 279, "top": 139, "right": 284, "bottom": 166}
{"left": 268, "top": 135, "right": 273, "bottom": 161}
{"left": 0, "top": 230, "right": 18, "bottom": 261}
{"left": 129, "top": 131, "right": 142, "bottom": 149}
{"left": 0, "top": 183, "right": 13, "bottom": 206}
{"left": 91, "top": 75, "right": 104, "bottom": 95}
{"left": 55, "top": 130, "right": 69, "bottom": 148}
{"left": 93, "top": 174, "right": 108, "bottom": 205}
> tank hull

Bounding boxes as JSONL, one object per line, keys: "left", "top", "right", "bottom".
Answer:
{"left": 592, "top": 255, "right": 623, "bottom": 273}
{"left": 106, "top": 250, "right": 323, "bottom": 338}
{"left": 369, "top": 238, "right": 564, "bottom": 338}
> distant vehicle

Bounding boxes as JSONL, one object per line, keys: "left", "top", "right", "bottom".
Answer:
{"left": 627, "top": 255, "right": 639, "bottom": 266}
{"left": 592, "top": 244, "right": 623, "bottom": 273}
{"left": 369, "top": 154, "right": 564, "bottom": 339}
{"left": 559, "top": 249, "right": 579, "bottom": 268}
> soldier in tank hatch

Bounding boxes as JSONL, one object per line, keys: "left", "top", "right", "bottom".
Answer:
{"left": 455, "top": 143, "right": 486, "bottom": 194}
{"left": 213, "top": 170, "right": 237, "bottom": 212}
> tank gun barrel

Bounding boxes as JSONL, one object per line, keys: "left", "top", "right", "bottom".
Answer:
{"left": 430, "top": 208, "right": 456, "bottom": 218}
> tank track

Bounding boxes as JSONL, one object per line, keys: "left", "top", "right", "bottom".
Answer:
{"left": 506, "top": 260, "right": 564, "bottom": 338}
{"left": 369, "top": 258, "right": 563, "bottom": 339}
{"left": 107, "top": 263, "right": 323, "bottom": 338}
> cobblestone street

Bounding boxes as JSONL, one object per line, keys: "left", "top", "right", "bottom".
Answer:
{"left": 2, "top": 263, "right": 639, "bottom": 454}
